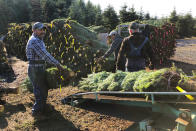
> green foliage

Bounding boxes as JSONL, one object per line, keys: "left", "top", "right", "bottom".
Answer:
{"left": 119, "top": 5, "right": 130, "bottom": 23}
{"left": 0, "top": 0, "right": 104, "bottom": 34}
{"left": 0, "top": 0, "right": 8, "bottom": 34}
{"left": 31, "top": 0, "right": 42, "bottom": 21}
{"left": 88, "top": 25, "right": 108, "bottom": 33}
{"left": 46, "top": 66, "right": 74, "bottom": 89}
{"left": 119, "top": 5, "right": 139, "bottom": 23}
{"left": 96, "top": 71, "right": 128, "bottom": 91}
{"left": 121, "top": 70, "right": 146, "bottom": 91}
{"left": 1, "top": 0, "right": 196, "bottom": 38}
{"left": 69, "top": 0, "right": 103, "bottom": 27}
{"left": 79, "top": 71, "right": 110, "bottom": 91}
{"left": 4, "top": 23, "right": 31, "bottom": 60}
{"left": 0, "top": 0, "right": 31, "bottom": 25}
{"left": 138, "top": 8, "right": 144, "bottom": 20}
{"left": 144, "top": 13, "right": 150, "bottom": 20}
{"left": 69, "top": 0, "right": 85, "bottom": 25}
{"left": 21, "top": 77, "right": 33, "bottom": 93}
{"left": 176, "top": 14, "right": 195, "bottom": 37}
{"left": 0, "top": 40, "right": 11, "bottom": 73}
{"left": 45, "top": 67, "right": 59, "bottom": 89}
{"left": 133, "top": 69, "right": 169, "bottom": 92}
{"left": 142, "top": 19, "right": 168, "bottom": 27}
{"left": 78, "top": 68, "right": 183, "bottom": 92}
{"left": 103, "top": 5, "right": 119, "bottom": 32}
{"left": 0, "top": 41, "right": 6, "bottom": 62}
{"left": 128, "top": 5, "right": 139, "bottom": 22}
{"left": 69, "top": 0, "right": 100, "bottom": 26}
{"left": 119, "top": 5, "right": 150, "bottom": 24}
{"left": 4, "top": 19, "right": 114, "bottom": 80}
{"left": 15, "top": 0, "right": 31, "bottom": 22}
{"left": 84, "top": 1, "right": 96, "bottom": 26}
{"left": 95, "top": 5, "right": 103, "bottom": 26}
{"left": 97, "top": 73, "right": 116, "bottom": 91}
{"left": 41, "top": 0, "right": 58, "bottom": 22}
{"left": 169, "top": 8, "right": 178, "bottom": 23}
{"left": 41, "top": 0, "right": 73, "bottom": 22}
{"left": 21, "top": 66, "right": 74, "bottom": 92}
{"left": 169, "top": 9, "right": 196, "bottom": 37}
{"left": 55, "top": 0, "right": 72, "bottom": 18}
{"left": 106, "top": 71, "right": 128, "bottom": 91}
{"left": 51, "top": 19, "right": 106, "bottom": 48}
{"left": 0, "top": 0, "right": 31, "bottom": 34}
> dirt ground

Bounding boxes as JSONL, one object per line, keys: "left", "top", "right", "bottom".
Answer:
{"left": 0, "top": 57, "right": 28, "bottom": 90}
{"left": 1, "top": 38, "right": 196, "bottom": 131}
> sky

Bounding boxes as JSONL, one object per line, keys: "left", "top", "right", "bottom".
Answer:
{"left": 84, "top": 0, "right": 196, "bottom": 18}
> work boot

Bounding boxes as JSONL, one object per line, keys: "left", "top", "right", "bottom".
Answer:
{"left": 42, "top": 104, "right": 54, "bottom": 115}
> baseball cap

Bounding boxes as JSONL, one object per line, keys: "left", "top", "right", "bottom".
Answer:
{"left": 108, "top": 31, "right": 117, "bottom": 36}
{"left": 32, "top": 22, "right": 45, "bottom": 30}
{"left": 129, "top": 22, "right": 139, "bottom": 30}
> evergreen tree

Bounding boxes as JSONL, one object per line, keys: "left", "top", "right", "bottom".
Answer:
{"left": 144, "top": 12, "right": 150, "bottom": 20}
{"left": 31, "top": 0, "right": 42, "bottom": 21}
{"left": 0, "top": 0, "right": 8, "bottom": 34}
{"left": 138, "top": 7, "right": 144, "bottom": 20}
{"left": 169, "top": 9, "right": 195, "bottom": 37}
{"left": 128, "top": 5, "right": 138, "bottom": 21}
{"left": 103, "top": 5, "right": 119, "bottom": 31}
{"left": 84, "top": 1, "right": 96, "bottom": 26}
{"left": 14, "top": 0, "right": 31, "bottom": 23}
{"left": 119, "top": 5, "right": 129, "bottom": 23}
{"left": 6, "top": 0, "right": 17, "bottom": 22}
{"left": 69, "top": 0, "right": 86, "bottom": 25}
{"left": 153, "top": 16, "right": 158, "bottom": 20}
{"left": 180, "top": 13, "right": 194, "bottom": 37}
{"left": 184, "top": 13, "right": 194, "bottom": 36}
{"left": 42, "top": 0, "right": 58, "bottom": 22}
{"left": 56, "top": 0, "right": 72, "bottom": 18}
{"left": 95, "top": 5, "right": 103, "bottom": 26}
{"left": 169, "top": 8, "right": 178, "bottom": 23}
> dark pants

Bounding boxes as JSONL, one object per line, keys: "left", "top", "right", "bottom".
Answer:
{"left": 126, "top": 58, "right": 145, "bottom": 72}
{"left": 28, "top": 66, "right": 48, "bottom": 114}
{"left": 115, "top": 56, "right": 126, "bottom": 71}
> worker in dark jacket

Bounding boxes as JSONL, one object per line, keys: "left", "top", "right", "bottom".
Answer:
{"left": 97, "top": 31, "right": 125, "bottom": 71}
{"left": 116, "top": 22, "right": 154, "bottom": 72}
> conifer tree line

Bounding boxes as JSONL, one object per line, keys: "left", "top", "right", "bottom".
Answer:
{"left": 0, "top": 0, "right": 196, "bottom": 37}
{"left": 169, "top": 8, "right": 196, "bottom": 37}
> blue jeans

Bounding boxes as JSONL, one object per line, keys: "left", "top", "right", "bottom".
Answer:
{"left": 28, "top": 66, "right": 48, "bottom": 114}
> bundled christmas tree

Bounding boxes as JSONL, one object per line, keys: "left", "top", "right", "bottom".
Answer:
{"left": 79, "top": 66, "right": 196, "bottom": 93}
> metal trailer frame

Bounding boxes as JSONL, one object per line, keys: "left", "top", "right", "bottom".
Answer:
{"left": 62, "top": 91, "right": 196, "bottom": 130}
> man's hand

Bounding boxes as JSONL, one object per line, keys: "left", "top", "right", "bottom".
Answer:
{"left": 95, "top": 56, "right": 104, "bottom": 63}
